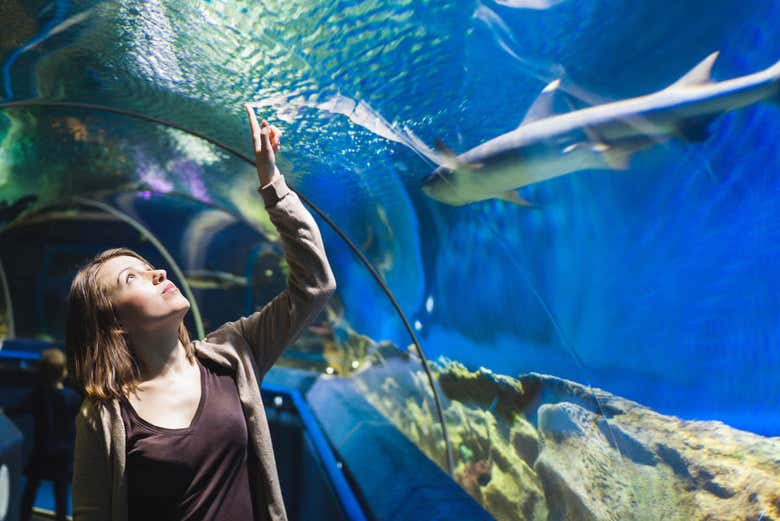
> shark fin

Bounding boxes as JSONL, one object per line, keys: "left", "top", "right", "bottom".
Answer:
{"left": 520, "top": 79, "right": 562, "bottom": 126}
{"left": 598, "top": 146, "right": 630, "bottom": 170}
{"left": 435, "top": 138, "right": 457, "bottom": 157}
{"left": 581, "top": 124, "right": 610, "bottom": 149}
{"left": 595, "top": 140, "right": 650, "bottom": 170}
{"left": 433, "top": 138, "right": 461, "bottom": 170}
{"left": 496, "top": 190, "right": 539, "bottom": 209}
{"left": 433, "top": 139, "right": 485, "bottom": 171}
{"left": 568, "top": 128, "right": 628, "bottom": 169}
{"left": 582, "top": 129, "right": 629, "bottom": 169}
{"left": 668, "top": 51, "right": 719, "bottom": 89}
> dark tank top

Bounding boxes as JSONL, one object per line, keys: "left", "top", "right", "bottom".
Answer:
{"left": 120, "top": 357, "right": 254, "bottom": 521}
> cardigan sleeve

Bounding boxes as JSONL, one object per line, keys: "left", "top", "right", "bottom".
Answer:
{"left": 72, "top": 400, "right": 112, "bottom": 521}
{"left": 207, "top": 175, "right": 336, "bottom": 377}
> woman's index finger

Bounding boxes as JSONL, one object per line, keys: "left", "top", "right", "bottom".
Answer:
{"left": 245, "top": 104, "right": 262, "bottom": 152}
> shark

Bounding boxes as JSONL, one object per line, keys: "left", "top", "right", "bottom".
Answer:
{"left": 420, "top": 52, "right": 780, "bottom": 206}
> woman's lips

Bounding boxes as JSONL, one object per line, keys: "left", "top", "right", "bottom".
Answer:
{"left": 162, "top": 282, "right": 178, "bottom": 294}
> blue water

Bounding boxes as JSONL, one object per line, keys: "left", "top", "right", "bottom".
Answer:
{"left": 306, "top": 0, "right": 780, "bottom": 435}
{"left": 2, "top": 0, "right": 780, "bottom": 438}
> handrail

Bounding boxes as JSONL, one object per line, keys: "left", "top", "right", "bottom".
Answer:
{"left": 264, "top": 383, "right": 368, "bottom": 521}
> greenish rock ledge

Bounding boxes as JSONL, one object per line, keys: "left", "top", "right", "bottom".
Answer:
{"left": 351, "top": 350, "right": 780, "bottom": 521}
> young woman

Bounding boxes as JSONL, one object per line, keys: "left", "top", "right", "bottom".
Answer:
{"left": 67, "top": 107, "right": 336, "bottom": 521}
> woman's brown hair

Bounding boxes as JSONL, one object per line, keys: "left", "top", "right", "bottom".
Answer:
{"left": 66, "top": 248, "right": 192, "bottom": 401}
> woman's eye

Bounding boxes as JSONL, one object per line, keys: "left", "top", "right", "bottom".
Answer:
{"left": 126, "top": 273, "right": 136, "bottom": 283}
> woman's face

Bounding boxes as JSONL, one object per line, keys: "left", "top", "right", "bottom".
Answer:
{"left": 97, "top": 255, "right": 190, "bottom": 334}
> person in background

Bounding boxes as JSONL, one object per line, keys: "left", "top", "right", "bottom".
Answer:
{"left": 5, "top": 347, "right": 82, "bottom": 521}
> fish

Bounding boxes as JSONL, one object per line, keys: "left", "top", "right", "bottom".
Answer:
{"left": 420, "top": 52, "right": 780, "bottom": 206}
{"left": 184, "top": 270, "right": 248, "bottom": 289}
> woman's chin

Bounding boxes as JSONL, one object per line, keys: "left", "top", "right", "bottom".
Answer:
{"left": 175, "top": 298, "right": 191, "bottom": 314}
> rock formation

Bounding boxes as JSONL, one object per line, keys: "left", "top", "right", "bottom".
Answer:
{"left": 353, "top": 352, "right": 780, "bottom": 520}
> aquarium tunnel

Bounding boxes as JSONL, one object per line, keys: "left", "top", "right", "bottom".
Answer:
{"left": 0, "top": 1, "right": 779, "bottom": 520}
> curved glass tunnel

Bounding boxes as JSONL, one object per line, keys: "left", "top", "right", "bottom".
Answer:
{"left": 1, "top": 1, "right": 780, "bottom": 520}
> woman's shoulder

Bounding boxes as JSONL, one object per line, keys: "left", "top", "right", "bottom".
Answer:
{"left": 77, "top": 396, "right": 101, "bottom": 419}
{"left": 75, "top": 395, "right": 116, "bottom": 432}
{"left": 192, "top": 330, "right": 243, "bottom": 366}
{"left": 195, "top": 352, "right": 230, "bottom": 375}
{"left": 193, "top": 332, "right": 258, "bottom": 380}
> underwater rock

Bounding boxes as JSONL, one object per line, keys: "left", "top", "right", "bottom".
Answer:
{"left": 343, "top": 353, "right": 780, "bottom": 520}
{"left": 510, "top": 418, "right": 539, "bottom": 467}
{"left": 528, "top": 381, "right": 780, "bottom": 520}
{"left": 436, "top": 361, "right": 780, "bottom": 520}
{"left": 480, "top": 460, "right": 548, "bottom": 521}
{"left": 450, "top": 405, "right": 548, "bottom": 521}
{"left": 435, "top": 358, "right": 527, "bottom": 420}
{"left": 537, "top": 402, "right": 588, "bottom": 441}
{"left": 515, "top": 371, "right": 631, "bottom": 418}
{"left": 596, "top": 418, "right": 657, "bottom": 467}
{"left": 535, "top": 401, "right": 688, "bottom": 520}
{"left": 353, "top": 355, "right": 549, "bottom": 520}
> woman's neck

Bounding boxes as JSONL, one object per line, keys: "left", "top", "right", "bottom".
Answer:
{"left": 131, "top": 327, "right": 191, "bottom": 382}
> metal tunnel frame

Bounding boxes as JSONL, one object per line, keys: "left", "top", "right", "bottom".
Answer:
{"left": 0, "top": 100, "right": 456, "bottom": 475}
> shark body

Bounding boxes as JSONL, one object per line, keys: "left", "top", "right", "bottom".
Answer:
{"left": 421, "top": 52, "right": 780, "bottom": 206}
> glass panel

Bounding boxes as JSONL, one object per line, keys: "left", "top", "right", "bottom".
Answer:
{"left": 3, "top": 1, "right": 780, "bottom": 519}
{"left": 0, "top": 107, "right": 268, "bottom": 230}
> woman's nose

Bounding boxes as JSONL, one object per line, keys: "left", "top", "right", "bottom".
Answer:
{"left": 153, "top": 269, "right": 167, "bottom": 284}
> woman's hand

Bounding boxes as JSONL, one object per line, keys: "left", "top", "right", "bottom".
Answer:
{"left": 245, "top": 104, "right": 282, "bottom": 187}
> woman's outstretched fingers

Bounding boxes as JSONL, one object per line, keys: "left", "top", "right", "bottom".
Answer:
{"left": 245, "top": 105, "right": 262, "bottom": 154}
{"left": 260, "top": 119, "right": 282, "bottom": 150}
{"left": 260, "top": 126, "right": 274, "bottom": 161}
{"left": 245, "top": 106, "right": 281, "bottom": 185}
{"left": 268, "top": 125, "right": 281, "bottom": 152}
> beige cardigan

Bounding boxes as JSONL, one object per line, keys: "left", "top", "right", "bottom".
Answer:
{"left": 72, "top": 175, "right": 337, "bottom": 521}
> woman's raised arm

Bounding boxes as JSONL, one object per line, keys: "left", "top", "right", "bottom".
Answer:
{"left": 204, "top": 108, "right": 336, "bottom": 377}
